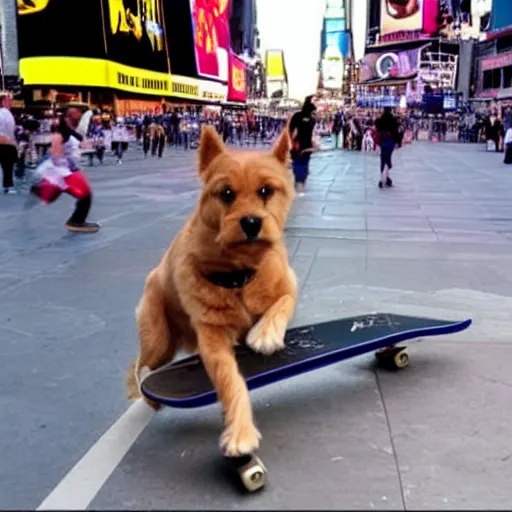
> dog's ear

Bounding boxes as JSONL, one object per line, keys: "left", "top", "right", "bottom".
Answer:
{"left": 199, "top": 125, "right": 225, "bottom": 176}
{"left": 272, "top": 128, "right": 291, "bottom": 165}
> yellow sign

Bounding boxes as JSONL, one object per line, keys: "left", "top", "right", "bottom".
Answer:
{"left": 265, "top": 50, "right": 285, "bottom": 79}
{"left": 17, "top": 0, "right": 49, "bottom": 15}
{"left": 19, "top": 56, "right": 227, "bottom": 102}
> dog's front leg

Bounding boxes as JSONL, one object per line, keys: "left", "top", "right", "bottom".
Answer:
{"left": 246, "top": 265, "right": 297, "bottom": 355}
{"left": 246, "top": 294, "right": 295, "bottom": 355}
{"left": 197, "top": 324, "right": 261, "bottom": 457}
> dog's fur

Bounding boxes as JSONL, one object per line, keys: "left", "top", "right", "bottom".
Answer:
{"left": 126, "top": 125, "right": 297, "bottom": 456}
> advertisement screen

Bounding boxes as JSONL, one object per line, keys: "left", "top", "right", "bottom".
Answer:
{"left": 322, "top": 58, "right": 343, "bottom": 89}
{"left": 17, "top": 0, "right": 109, "bottom": 88}
{"left": 422, "top": 0, "right": 439, "bottom": 35}
{"left": 17, "top": 0, "right": 229, "bottom": 101}
{"left": 380, "top": 0, "right": 425, "bottom": 36}
{"left": 189, "top": 0, "right": 231, "bottom": 82}
{"left": 17, "top": 0, "right": 105, "bottom": 61}
{"left": 325, "top": 31, "right": 351, "bottom": 58}
{"left": 102, "top": 0, "right": 169, "bottom": 74}
{"left": 325, "top": 18, "right": 346, "bottom": 33}
{"left": 360, "top": 46, "right": 425, "bottom": 82}
{"left": 265, "top": 50, "right": 285, "bottom": 80}
{"left": 227, "top": 52, "right": 247, "bottom": 102}
{"left": 491, "top": 0, "right": 512, "bottom": 31}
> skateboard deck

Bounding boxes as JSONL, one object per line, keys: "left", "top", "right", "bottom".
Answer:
{"left": 141, "top": 313, "right": 471, "bottom": 409}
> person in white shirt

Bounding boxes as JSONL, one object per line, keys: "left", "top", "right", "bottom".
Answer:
{"left": 0, "top": 93, "right": 18, "bottom": 194}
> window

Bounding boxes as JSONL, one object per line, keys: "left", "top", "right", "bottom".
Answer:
{"left": 483, "top": 68, "right": 502, "bottom": 89}
{"left": 504, "top": 66, "right": 512, "bottom": 88}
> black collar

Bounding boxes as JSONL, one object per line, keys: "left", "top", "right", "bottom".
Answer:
{"left": 204, "top": 268, "right": 256, "bottom": 289}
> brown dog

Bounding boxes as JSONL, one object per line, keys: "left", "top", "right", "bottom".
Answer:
{"left": 126, "top": 125, "right": 297, "bottom": 457}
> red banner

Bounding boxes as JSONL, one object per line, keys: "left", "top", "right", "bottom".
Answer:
{"left": 190, "top": 0, "right": 231, "bottom": 81}
{"left": 227, "top": 52, "right": 247, "bottom": 102}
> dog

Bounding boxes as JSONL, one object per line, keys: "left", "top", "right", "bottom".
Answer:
{"left": 126, "top": 125, "right": 298, "bottom": 457}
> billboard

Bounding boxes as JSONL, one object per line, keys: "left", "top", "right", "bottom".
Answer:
{"left": 17, "top": 0, "right": 228, "bottom": 101}
{"left": 360, "top": 46, "right": 425, "bottom": 82}
{"left": 102, "top": 0, "right": 168, "bottom": 75}
{"left": 380, "top": 0, "right": 425, "bottom": 36}
{"left": 491, "top": 0, "right": 512, "bottom": 32}
{"left": 227, "top": 52, "right": 247, "bottom": 102}
{"left": 265, "top": 50, "right": 285, "bottom": 81}
{"left": 189, "top": 0, "right": 231, "bottom": 82}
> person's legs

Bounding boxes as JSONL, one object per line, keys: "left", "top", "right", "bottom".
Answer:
{"left": 292, "top": 160, "right": 309, "bottom": 195}
{"left": 0, "top": 144, "right": 16, "bottom": 193}
{"left": 64, "top": 171, "right": 100, "bottom": 232}
{"left": 158, "top": 135, "right": 165, "bottom": 157}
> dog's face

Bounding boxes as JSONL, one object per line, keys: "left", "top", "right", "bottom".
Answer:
{"left": 197, "top": 125, "right": 295, "bottom": 255}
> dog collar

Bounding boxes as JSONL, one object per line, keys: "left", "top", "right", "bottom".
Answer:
{"left": 204, "top": 268, "right": 256, "bottom": 289}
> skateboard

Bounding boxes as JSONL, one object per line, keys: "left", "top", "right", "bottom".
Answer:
{"left": 140, "top": 312, "right": 471, "bottom": 492}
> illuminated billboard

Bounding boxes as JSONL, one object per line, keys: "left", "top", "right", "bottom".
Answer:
{"left": 189, "top": 0, "right": 231, "bottom": 82}
{"left": 380, "top": 0, "right": 424, "bottom": 36}
{"left": 360, "top": 46, "right": 425, "bottom": 82}
{"left": 491, "top": 0, "right": 512, "bottom": 32}
{"left": 265, "top": 50, "right": 286, "bottom": 81}
{"left": 227, "top": 52, "right": 247, "bottom": 102}
{"left": 17, "top": 0, "right": 228, "bottom": 101}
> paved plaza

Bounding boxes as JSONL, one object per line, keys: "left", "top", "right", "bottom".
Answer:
{"left": 1, "top": 141, "right": 512, "bottom": 510}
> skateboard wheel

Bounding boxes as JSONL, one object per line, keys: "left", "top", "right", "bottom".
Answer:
{"left": 393, "top": 349, "right": 409, "bottom": 369}
{"left": 376, "top": 347, "right": 409, "bottom": 370}
{"left": 234, "top": 454, "right": 267, "bottom": 492}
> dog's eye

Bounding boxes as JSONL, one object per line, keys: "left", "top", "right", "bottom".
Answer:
{"left": 258, "top": 186, "right": 274, "bottom": 200}
{"left": 219, "top": 186, "right": 236, "bottom": 204}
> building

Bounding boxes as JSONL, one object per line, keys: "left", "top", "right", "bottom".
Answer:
{"left": 230, "top": 0, "right": 265, "bottom": 100}
{"left": 317, "top": 0, "right": 349, "bottom": 96}
{"left": 230, "top": 0, "right": 259, "bottom": 57}
{"left": 0, "top": 0, "right": 20, "bottom": 89}
{"left": 472, "top": 0, "right": 512, "bottom": 106}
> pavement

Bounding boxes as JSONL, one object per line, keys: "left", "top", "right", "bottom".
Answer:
{"left": 1, "top": 140, "right": 512, "bottom": 510}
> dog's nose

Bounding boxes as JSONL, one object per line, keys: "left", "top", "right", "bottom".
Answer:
{"left": 240, "top": 216, "right": 262, "bottom": 239}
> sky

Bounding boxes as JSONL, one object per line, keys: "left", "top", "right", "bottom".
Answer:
{"left": 256, "top": 0, "right": 325, "bottom": 102}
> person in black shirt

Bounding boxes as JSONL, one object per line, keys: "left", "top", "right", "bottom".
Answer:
{"left": 288, "top": 95, "right": 317, "bottom": 195}
{"left": 375, "top": 107, "right": 399, "bottom": 188}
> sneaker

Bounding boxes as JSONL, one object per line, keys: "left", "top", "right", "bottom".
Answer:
{"left": 386, "top": 177, "right": 393, "bottom": 187}
{"left": 4, "top": 187, "right": 17, "bottom": 195}
{"left": 65, "top": 221, "right": 101, "bottom": 233}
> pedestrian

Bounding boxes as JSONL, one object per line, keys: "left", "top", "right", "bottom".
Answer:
{"left": 0, "top": 92, "right": 18, "bottom": 194}
{"left": 288, "top": 95, "right": 318, "bottom": 196}
{"left": 375, "top": 107, "right": 400, "bottom": 188}
{"left": 28, "top": 106, "right": 100, "bottom": 233}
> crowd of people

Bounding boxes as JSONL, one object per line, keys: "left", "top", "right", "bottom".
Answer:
{"left": 2, "top": 88, "right": 512, "bottom": 234}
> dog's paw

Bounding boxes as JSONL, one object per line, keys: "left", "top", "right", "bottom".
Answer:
{"left": 220, "top": 421, "right": 262, "bottom": 457}
{"left": 246, "top": 315, "right": 286, "bottom": 355}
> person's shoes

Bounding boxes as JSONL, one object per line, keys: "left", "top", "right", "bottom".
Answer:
{"left": 378, "top": 180, "right": 383, "bottom": 189}
{"left": 4, "top": 187, "right": 17, "bottom": 195}
{"left": 65, "top": 221, "right": 101, "bottom": 233}
{"left": 386, "top": 177, "right": 393, "bottom": 187}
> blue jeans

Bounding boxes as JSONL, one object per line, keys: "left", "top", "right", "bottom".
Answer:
{"left": 292, "top": 160, "right": 309, "bottom": 184}
{"left": 380, "top": 140, "right": 395, "bottom": 173}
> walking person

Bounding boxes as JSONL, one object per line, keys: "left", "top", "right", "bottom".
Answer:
{"left": 288, "top": 95, "right": 318, "bottom": 196}
{"left": 28, "top": 107, "right": 100, "bottom": 233}
{"left": 0, "top": 93, "right": 19, "bottom": 194}
{"left": 375, "top": 107, "right": 399, "bottom": 188}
